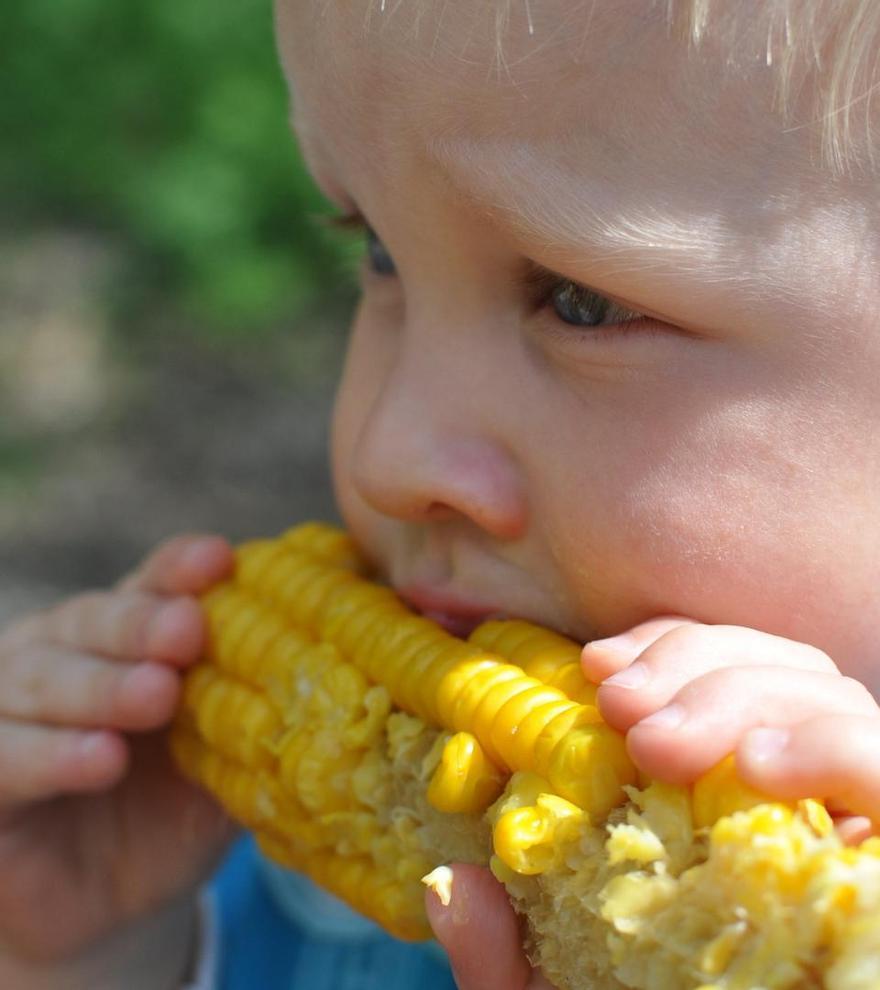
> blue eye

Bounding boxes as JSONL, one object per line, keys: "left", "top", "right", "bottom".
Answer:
{"left": 366, "top": 227, "right": 396, "bottom": 276}
{"left": 551, "top": 281, "right": 619, "bottom": 327}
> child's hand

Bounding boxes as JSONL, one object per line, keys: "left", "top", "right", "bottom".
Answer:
{"left": 426, "top": 863, "right": 556, "bottom": 990}
{"left": 429, "top": 618, "right": 880, "bottom": 988}
{"left": 0, "top": 534, "right": 238, "bottom": 971}
{"left": 582, "top": 617, "right": 880, "bottom": 838}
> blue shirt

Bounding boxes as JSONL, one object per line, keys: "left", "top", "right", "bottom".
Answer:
{"left": 209, "top": 837, "right": 458, "bottom": 990}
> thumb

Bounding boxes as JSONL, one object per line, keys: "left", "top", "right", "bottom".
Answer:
{"left": 424, "top": 863, "right": 554, "bottom": 990}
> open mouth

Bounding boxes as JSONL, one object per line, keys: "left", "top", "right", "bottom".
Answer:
{"left": 413, "top": 608, "right": 489, "bottom": 638}
{"left": 397, "top": 587, "right": 503, "bottom": 638}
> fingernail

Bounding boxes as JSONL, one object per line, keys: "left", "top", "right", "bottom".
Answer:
{"left": 585, "top": 632, "right": 640, "bottom": 662}
{"left": 180, "top": 539, "right": 220, "bottom": 571}
{"left": 79, "top": 730, "right": 112, "bottom": 760}
{"left": 150, "top": 599, "right": 184, "bottom": 635}
{"left": 423, "top": 865, "right": 469, "bottom": 925}
{"left": 146, "top": 599, "right": 195, "bottom": 655}
{"left": 603, "top": 661, "right": 649, "bottom": 690}
{"left": 742, "top": 727, "right": 789, "bottom": 763}
{"left": 638, "top": 703, "right": 685, "bottom": 730}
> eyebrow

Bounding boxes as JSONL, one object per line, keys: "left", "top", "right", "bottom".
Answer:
{"left": 293, "top": 110, "right": 728, "bottom": 279}
{"left": 423, "top": 135, "right": 732, "bottom": 283}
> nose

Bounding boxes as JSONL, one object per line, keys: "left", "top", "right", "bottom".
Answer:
{"left": 348, "top": 347, "right": 528, "bottom": 541}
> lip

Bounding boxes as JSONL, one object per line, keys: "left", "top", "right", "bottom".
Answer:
{"left": 396, "top": 585, "right": 502, "bottom": 638}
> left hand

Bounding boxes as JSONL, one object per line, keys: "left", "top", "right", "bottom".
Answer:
{"left": 428, "top": 618, "right": 880, "bottom": 987}
{"left": 582, "top": 617, "right": 880, "bottom": 839}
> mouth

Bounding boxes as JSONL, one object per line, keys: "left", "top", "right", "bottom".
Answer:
{"left": 396, "top": 586, "right": 503, "bottom": 638}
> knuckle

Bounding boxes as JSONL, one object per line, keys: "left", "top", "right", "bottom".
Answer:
{"left": 14, "top": 650, "right": 51, "bottom": 708}
{"left": 839, "top": 676, "right": 878, "bottom": 711}
{"left": 48, "top": 591, "right": 103, "bottom": 643}
{"left": 119, "top": 533, "right": 210, "bottom": 592}
{"left": 105, "top": 593, "right": 161, "bottom": 659}
{"left": 153, "top": 532, "right": 208, "bottom": 563}
{"left": 90, "top": 665, "right": 124, "bottom": 720}
{"left": 148, "top": 535, "right": 190, "bottom": 567}
{"left": 797, "top": 642, "right": 837, "bottom": 672}
{"left": 663, "top": 622, "right": 718, "bottom": 654}
{"left": 678, "top": 665, "right": 739, "bottom": 700}
{"left": 0, "top": 610, "right": 49, "bottom": 650}
{"left": 0, "top": 726, "right": 56, "bottom": 800}
{"left": 656, "top": 624, "right": 700, "bottom": 650}
{"left": 640, "top": 623, "right": 715, "bottom": 671}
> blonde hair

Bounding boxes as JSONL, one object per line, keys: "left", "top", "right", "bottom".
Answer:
{"left": 368, "top": 0, "right": 880, "bottom": 175}
{"left": 667, "top": 0, "right": 880, "bottom": 174}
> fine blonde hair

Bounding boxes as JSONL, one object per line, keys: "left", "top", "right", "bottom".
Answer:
{"left": 667, "top": 0, "right": 880, "bottom": 174}
{"left": 368, "top": 0, "right": 880, "bottom": 175}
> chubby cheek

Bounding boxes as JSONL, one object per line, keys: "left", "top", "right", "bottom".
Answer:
{"left": 546, "top": 393, "right": 869, "bottom": 656}
{"left": 328, "top": 309, "right": 396, "bottom": 571}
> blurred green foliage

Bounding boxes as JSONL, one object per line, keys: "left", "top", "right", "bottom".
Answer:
{"left": 1, "top": 0, "right": 356, "bottom": 333}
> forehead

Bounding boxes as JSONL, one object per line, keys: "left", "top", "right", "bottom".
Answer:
{"left": 276, "top": 0, "right": 785, "bottom": 196}
{"left": 278, "top": 2, "right": 658, "bottom": 130}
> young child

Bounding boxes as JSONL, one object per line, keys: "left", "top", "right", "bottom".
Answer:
{"left": 2, "top": 1, "right": 879, "bottom": 987}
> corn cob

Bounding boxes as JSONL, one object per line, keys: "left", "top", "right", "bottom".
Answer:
{"left": 171, "top": 522, "right": 880, "bottom": 990}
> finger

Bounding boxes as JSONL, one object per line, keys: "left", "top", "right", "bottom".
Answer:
{"left": 580, "top": 616, "right": 697, "bottom": 683}
{"left": 0, "top": 644, "right": 181, "bottom": 731}
{"left": 0, "top": 720, "right": 127, "bottom": 807}
{"left": 737, "top": 715, "right": 880, "bottom": 824}
{"left": 118, "top": 534, "right": 234, "bottom": 597}
{"left": 425, "top": 864, "right": 551, "bottom": 990}
{"left": 28, "top": 591, "right": 206, "bottom": 666}
{"left": 833, "top": 815, "right": 875, "bottom": 846}
{"left": 625, "top": 668, "right": 877, "bottom": 785}
{"left": 597, "top": 624, "right": 838, "bottom": 732}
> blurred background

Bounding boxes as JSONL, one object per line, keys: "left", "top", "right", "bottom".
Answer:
{"left": 1, "top": 0, "right": 360, "bottom": 624}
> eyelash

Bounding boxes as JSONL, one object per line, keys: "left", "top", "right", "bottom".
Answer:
{"left": 321, "top": 208, "right": 649, "bottom": 336}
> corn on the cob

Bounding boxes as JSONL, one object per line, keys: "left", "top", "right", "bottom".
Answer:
{"left": 171, "top": 523, "right": 880, "bottom": 990}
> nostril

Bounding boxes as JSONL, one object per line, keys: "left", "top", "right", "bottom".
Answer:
{"left": 424, "top": 501, "right": 459, "bottom": 521}
{"left": 348, "top": 383, "right": 528, "bottom": 538}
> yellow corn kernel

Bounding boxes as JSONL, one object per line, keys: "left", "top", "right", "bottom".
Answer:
{"left": 697, "top": 921, "right": 747, "bottom": 976}
{"left": 173, "top": 521, "right": 862, "bottom": 988}
{"left": 182, "top": 665, "right": 281, "bottom": 769}
{"left": 800, "top": 798, "right": 834, "bottom": 837}
{"left": 426, "top": 731, "right": 506, "bottom": 814}
{"left": 545, "top": 662, "right": 598, "bottom": 706}
{"left": 421, "top": 865, "right": 454, "bottom": 906}
{"left": 254, "top": 630, "right": 319, "bottom": 708}
{"left": 208, "top": 595, "right": 268, "bottom": 677}
{"left": 692, "top": 754, "right": 781, "bottom": 830}
{"left": 545, "top": 721, "right": 637, "bottom": 816}
{"left": 493, "top": 792, "right": 587, "bottom": 875}
{"left": 505, "top": 698, "right": 580, "bottom": 768}
{"left": 280, "top": 521, "right": 366, "bottom": 570}
{"left": 234, "top": 539, "right": 288, "bottom": 587}
{"left": 471, "top": 619, "right": 597, "bottom": 706}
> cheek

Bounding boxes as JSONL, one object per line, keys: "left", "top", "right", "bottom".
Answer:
{"left": 543, "top": 388, "right": 873, "bottom": 651}
{"left": 328, "top": 307, "right": 395, "bottom": 564}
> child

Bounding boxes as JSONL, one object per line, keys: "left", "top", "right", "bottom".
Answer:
{"left": 2, "top": 0, "right": 879, "bottom": 986}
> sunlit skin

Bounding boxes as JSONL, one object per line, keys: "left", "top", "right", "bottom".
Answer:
{"left": 1, "top": 3, "right": 880, "bottom": 987}
{"left": 279, "top": 0, "right": 880, "bottom": 672}
{"left": 275, "top": 2, "right": 880, "bottom": 985}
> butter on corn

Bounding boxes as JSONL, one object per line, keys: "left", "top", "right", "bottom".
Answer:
{"left": 171, "top": 522, "right": 880, "bottom": 990}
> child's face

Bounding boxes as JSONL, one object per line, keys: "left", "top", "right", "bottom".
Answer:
{"left": 277, "top": 3, "right": 880, "bottom": 690}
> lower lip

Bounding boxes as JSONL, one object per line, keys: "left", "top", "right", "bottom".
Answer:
{"left": 417, "top": 609, "right": 488, "bottom": 638}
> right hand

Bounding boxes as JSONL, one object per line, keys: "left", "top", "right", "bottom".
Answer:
{"left": 0, "top": 534, "right": 239, "bottom": 964}
{"left": 426, "top": 864, "right": 556, "bottom": 990}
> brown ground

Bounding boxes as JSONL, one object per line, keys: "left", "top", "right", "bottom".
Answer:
{"left": 0, "top": 230, "right": 348, "bottom": 626}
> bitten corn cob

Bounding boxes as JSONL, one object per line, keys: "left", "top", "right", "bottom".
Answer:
{"left": 171, "top": 523, "right": 880, "bottom": 990}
